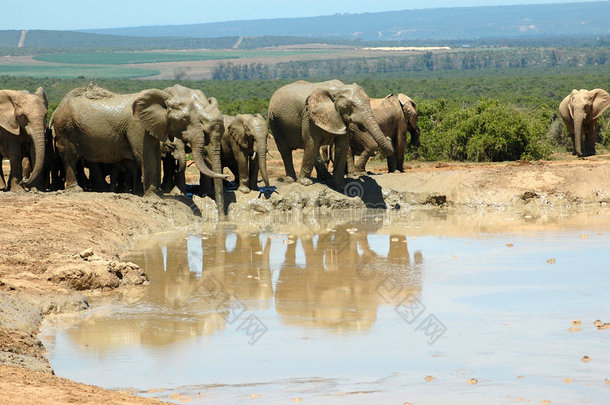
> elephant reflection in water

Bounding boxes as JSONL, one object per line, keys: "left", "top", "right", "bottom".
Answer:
{"left": 275, "top": 227, "right": 423, "bottom": 331}
{"left": 67, "top": 231, "right": 273, "bottom": 351}
{"left": 201, "top": 228, "right": 273, "bottom": 309}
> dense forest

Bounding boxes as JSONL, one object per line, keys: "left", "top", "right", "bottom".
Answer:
{"left": 0, "top": 64, "right": 608, "bottom": 163}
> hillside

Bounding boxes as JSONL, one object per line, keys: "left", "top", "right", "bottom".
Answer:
{"left": 82, "top": 2, "right": 609, "bottom": 41}
{"left": 0, "top": 30, "right": 238, "bottom": 50}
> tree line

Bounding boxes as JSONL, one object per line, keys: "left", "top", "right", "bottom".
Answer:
{"left": 212, "top": 47, "right": 609, "bottom": 80}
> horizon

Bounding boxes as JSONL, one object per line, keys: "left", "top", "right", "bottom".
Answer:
{"left": 2, "top": 0, "right": 598, "bottom": 31}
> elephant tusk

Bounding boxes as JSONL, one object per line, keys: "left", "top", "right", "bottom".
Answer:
{"left": 251, "top": 151, "right": 257, "bottom": 161}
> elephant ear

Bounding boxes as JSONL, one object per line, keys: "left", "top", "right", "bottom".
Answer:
{"left": 35, "top": 87, "right": 48, "bottom": 109}
{"left": 0, "top": 90, "right": 19, "bottom": 135}
{"left": 132, "top": 89, "right": 171, "bottom": 142}
{"left": 398, "top": 93, "right": 417, "bottom": 123}
{"left": 559, "top": 94, "right": 572, "bottom": 121}
{"left": 590, "top": 89, "right": 610, "bottom": 119}
{"left": 229, "top": 116, "right": 249, "bottom": 149}
{"left": 208, "top": 97, "right": 219, "bottom": 109}
{"left": 306, "top": 89, "right": 346, "bottom": 135}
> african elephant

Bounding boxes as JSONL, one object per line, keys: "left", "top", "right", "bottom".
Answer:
{"left": 161, "top": 138, "right": 186, "bottom": 194}
{"left": 268, "top": 80, "right": 394, "bottom": 188}
{"left": 51, "top": 84, "right": 227, "bottom": 199}
{"left": 559, "top": 89, "right": 610, "bottom": 157}
{"left": 0, "top": 87, "right": 48, "bottom": 191}
{"left": 221, "top": 114, "right": 270, "bottom": 194}
{"left": 162, "top": 85, "right": 226, "bottom": 209}
{"left": 324, "top": 93, "right": 421, "bottom": 174}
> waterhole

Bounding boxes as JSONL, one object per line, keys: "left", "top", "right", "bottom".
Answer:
{"left": 41, "top": 209, "right": 610, "bottom": 404}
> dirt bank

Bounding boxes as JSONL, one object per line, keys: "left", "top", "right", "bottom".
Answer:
{"left": 1, "top": 157, "right": 610, "bottom": 403}
{"left": 0, "top": 192, "right": 196, "bottom": 404}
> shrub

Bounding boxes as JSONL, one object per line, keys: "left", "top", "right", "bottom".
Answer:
{"left": 416, "top": 98, "right": 553, "bottom": 161}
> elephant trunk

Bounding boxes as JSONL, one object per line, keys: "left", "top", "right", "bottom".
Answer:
{"left": 21, "top": 127, "right": 46, "bottom": 187}
{"left": 574, "top": 112, "right": 584, "bottom": 157}
{"left": 409, "top": 125, "right": 421, "bottom": 147}
{"left": 177, "top": 149, "right": 187, "bottom": 174}
{"left": 363, "top": 111, "right": 394, "bottom": 157}
{"left": 255, "top": 136, "right": 270, "bottom": 188}
{"left": 192, "top": 137, "right": 226, "bottom": 179}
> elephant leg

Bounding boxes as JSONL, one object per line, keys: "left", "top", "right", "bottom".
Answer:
{"left": 314, "top": 155, "right": 332, "bottom": 180}
{"left": 109, "top": 164, "right": 120, "bottom": 193}
{"left": 270, "top": 120, "right": 296, "bottom": 182}
{"left": 141, "top": 134, "right": 161, "bottom": 194}
{"left": 131, "top": 164, "right": 143, "bottom": 195}
{"left": 6, "top": 139, "right": 24, "bottom": 191}
{"left": 248, "top": 157, "right": 259, "bottom": 191}
{"left": 333, "top": 135, "right": 349, "bottom": 190}
{"left": 275, "top": 140, "right": 296, "bottom": 183}
{"left": 161, "top": 156, "right": 175, "bottom": 193}
{"left": 175, "top": 165, "right": 185, "bottom": 194}
{"left": 22, "top": 157, "right": 32, "bottom": 182}
{"left": 88, "top": 163, "right": 109, "bottom": 192}
{"left": 346, "top": 146, "right": 356, "bottom": 176}
{"left": 236, "top": 153, "right": 251, "bottom": 193}
{"left": 386, "top": 155, "right": 397, "bottom": 173}
{"left": 299, "top": 138, "right": 319, "bottom": 186}
{"left": 395, "top": 131, "right": 407, "bottom": 173}
{"left": 0, "top": 154, "right": 6, "bottom": 190}
{"left": 56, "top": 136, "right": 83, "bottom": 191}
{"left": 585, "top": 122, "right": 596, "bottom": 156}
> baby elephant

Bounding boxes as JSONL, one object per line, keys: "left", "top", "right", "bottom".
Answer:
{"left": 221, "top": 114, "right": 270, "bottom": 194}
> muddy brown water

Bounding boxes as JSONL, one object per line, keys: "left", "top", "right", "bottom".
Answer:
{"left": 41, "top": 208, "right": 610, "bottom": 404}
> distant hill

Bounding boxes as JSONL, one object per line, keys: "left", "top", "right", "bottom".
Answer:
{"left": 0, "top": 30, "right": 238, "bottom": 50}
{"left": 83, "top": 2, "right": 609, "bottom": 41}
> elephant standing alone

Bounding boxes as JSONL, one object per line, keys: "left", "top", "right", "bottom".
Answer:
{"left": 268, "top": 80, "right": 393, "bottom": 188}
{"left": 559, "top": 89, "right": 610, "bottom": 157}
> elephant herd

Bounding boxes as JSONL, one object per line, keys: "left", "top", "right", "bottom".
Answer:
{"left": 1, "top": 80, "right": 609, "bottom": 200}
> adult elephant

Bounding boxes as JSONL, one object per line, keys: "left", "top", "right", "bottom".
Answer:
{"left": 163, "top": 84, "right": 226, "bottom": 210}
{"left": 268, "top": 80, "right": 393, "bottom": 188}
{"left": 559, "top": 89, "right": 610, "bottom": 157}
{"left": 0, "top": 87, "right": 48, "bottom": 191}
{"left": 52, "top": 84, "right": 227, "bottom": 204}
{"left": 221, "top": 113, "right": 270, "bottom": 194}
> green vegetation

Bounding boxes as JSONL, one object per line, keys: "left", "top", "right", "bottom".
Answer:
{"left": 212, "top": 47, "right": 609, "bottom": 80}
{"left": 415, "top": 99, "right": 553, "bottom": 161}
{"left": 1, "top": 64, "right": 608, "bottom": 163}
{"left": 33, "top": 50, "right": 336, "bottom": 65}
{"left": 0, "top": 65, "right": 159, "bottom": 79}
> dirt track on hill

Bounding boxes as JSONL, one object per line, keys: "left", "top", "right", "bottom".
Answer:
{"left": 1, "top": 156, "right": 610, "bottom": 403}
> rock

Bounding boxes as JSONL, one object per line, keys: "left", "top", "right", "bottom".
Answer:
{"left": 0, "top": 352, "right": 53, "bottom": 374}
{"left": 0, "top": 291, "right": 42, "bottom": 333}
{"left": 46, "top": 259, "right": 148, "bottom": 291}
{"left": 249, "top": 198, "right": 272, "bottom": 213}
{"left": 78, "top": 248, "right": 94, "bottom": 259}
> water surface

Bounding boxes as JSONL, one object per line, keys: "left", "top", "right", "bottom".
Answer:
{"left": 41, "top": 209, "right": 610, "bottom": 404}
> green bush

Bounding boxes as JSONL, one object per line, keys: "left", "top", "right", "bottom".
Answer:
{"left": 417, "top": 98, "right": 553, "bottom": 161}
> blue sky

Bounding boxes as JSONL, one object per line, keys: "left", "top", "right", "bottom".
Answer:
{"left": 4, "top": 0, "right": 594, "bottom": 30}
